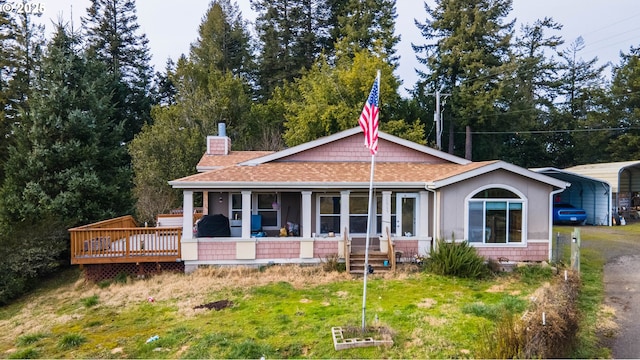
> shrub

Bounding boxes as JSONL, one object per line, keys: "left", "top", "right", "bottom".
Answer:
{"left": 58, "top": 333, "right": 87, "bottom": 349}
{"left": 8, "top": 347, "right": 40, "bottom": 359}
{"left": 114, "top": 272, "right": 128, "bottom": 284}
{"left": 321, "top": 254, "right": 346, "bottom": 272}
{"left": 515, "top": 264, "right": 554, "bottom": 285}
{"left": 16, "top": 333, "right": 46, "bottom": 347}
{"left": 478, "top": 312, "right": 525, "bottom": 359}
{"left": 80, "top": 295, "right": 99, "bottom": 308}
{"left": 426, "top": 239, "right": 489, "bottom": 278}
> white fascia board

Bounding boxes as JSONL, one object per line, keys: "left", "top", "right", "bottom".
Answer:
{"left": 168, "top": 181, "right": 429, "bottom": 190}
{"left": 196, "top": 166, "right": 222, "bottom": 172}
{"left": 431, "top": 161, "right": 569, "bottom": 189}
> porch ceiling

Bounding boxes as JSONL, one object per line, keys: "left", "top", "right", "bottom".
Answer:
{"left": 170, "top": 161, "right": 494, "bottom": 189}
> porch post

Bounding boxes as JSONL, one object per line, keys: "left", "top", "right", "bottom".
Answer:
{"left": 340, "top": 190, "right": 350, "bottom": 236}
{"left": 241, "top": 190, "right": 252, "bottom": 238}
{"left": 418, "top": 191, "right": 431, "bottom": 255}
{"left": 202, "top": 191, "right": 209, "bottom": 214}
{"left": 182, "top": 190, "right": 194, "bottom": 240}
{"left": 301, "top": 191, "right": 312, "bottom": 238}
{"left": 382, "top": 191, "right": 392, "bottom": 235}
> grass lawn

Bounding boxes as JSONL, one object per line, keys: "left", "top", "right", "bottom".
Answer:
{"left": 3, "top": 223, "right": 634, "bottom": 359}
{"left": 1, "top": 263, "right": 547, "bottom": 359}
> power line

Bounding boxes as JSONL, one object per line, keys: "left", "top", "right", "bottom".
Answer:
{"left": 462, "top": 126, "right": 640, "bottom": 135}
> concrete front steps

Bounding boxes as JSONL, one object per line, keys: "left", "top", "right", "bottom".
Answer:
{"left": 349, "top": 251, "right": 392, "bottom": 274}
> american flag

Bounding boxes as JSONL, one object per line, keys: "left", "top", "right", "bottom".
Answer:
{"left": 358, "top": 73, "right": 380, "bottom": 155}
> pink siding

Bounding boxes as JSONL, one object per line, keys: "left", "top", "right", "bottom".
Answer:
{"left": 313, "top": 240, "right": 340, "bottom": 259}
{"left": 208, "top": 137, "right": 231, "bottom": 155}
{"left": 281, "top": 135, "right": 447, "bottom": 163}
{"left": 393, "top": 240, "right": 420, "bottom": 258}
{"left": 476, "top": 242, "right": 549, "bottom": 262}
{"left": 198, "top": 242, "right": 236, "bottom": 260}
{"left": 256, "top": 241, "right": 300, "bottom": 259}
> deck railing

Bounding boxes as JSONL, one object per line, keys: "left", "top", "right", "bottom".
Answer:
{"left": 386, "top": 227, "right": 396, "bottom": 272}
{"left": 69, "top": 215, "right": 183, "bottom": 265}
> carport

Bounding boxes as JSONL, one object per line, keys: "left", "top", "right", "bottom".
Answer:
{"left": 534, "top": 168, "right": 612, "bottom": 226}
{"left": 566, "top": 161, "right": 640, "bottom": 223}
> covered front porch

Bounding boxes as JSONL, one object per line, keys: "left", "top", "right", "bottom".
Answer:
{"left": 178, "top": 188, "right": 433, "bottom": 271}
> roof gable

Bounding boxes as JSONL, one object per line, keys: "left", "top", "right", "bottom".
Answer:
{"left": 240, "top": 127, "right": 471, "bottom": 166}
{"left": 429, "top": 161, "right": 569, "bottom": 189}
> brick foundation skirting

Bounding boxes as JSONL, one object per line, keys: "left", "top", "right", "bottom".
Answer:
{"left": 83, "top": 262, "right": 185, "bottom": 282}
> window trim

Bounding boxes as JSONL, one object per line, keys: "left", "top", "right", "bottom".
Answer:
{"left": 316, "top": 194, "right": 341, "bottom": 235}
{"left": 229, "top": 192, "right": 281, "bottom": 230}
{"left": 464, "top": 184, "right": 527, "bottom": 246}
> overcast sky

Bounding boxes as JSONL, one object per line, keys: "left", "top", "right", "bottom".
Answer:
{"left": 35, "top": 0, "right": 640, "bottom": 96}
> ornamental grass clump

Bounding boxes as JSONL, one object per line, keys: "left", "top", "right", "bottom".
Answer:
{"left": 426, "top": 239, "right": 490, "bottom": 279}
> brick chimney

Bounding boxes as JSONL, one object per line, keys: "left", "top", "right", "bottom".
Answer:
{"left": 206, "top": 123, "right": 231, "bottom": 155}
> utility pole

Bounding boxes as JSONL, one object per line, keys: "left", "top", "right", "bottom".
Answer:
{"left": 426, "top": 90, "right": 450, "bottom": 150}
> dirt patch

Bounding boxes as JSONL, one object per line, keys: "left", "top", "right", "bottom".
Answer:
{"left": 193, "top": 299, "right": 233, "bottom": 311}
{"left": 417, "top": 298, "right": 437, "bottom": 308}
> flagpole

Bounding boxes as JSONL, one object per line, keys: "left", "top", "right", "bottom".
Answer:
{"left": 361, "top": 69, "right": 380, "bottom": 332}
{"left": 361, "top": 152, "right": 376, "bottom": 331}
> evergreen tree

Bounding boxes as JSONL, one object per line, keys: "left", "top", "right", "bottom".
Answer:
{"left": 0, "top": 23, "right": 131, "bottom": 228}
{"left": 607, "top": 46, "right": 640, "bottom": 161}
{"left": 413, "top": 0, "right": 514, "bottom": 160}
{"left": 548, "top": 37, "right": 607, "bottom": 167}
{"left": 499, "top": 18, "right": 564, "bottom": 167}
{"left": 190, "top": 0, "right": 254, "bottom": 79}
{"left": 130, "top": 0, "right": 255, "bottom": 220}
{"left": 0, "top": 23, "right": 132, "bottom": 302}
{"left": 251, "top": 0, "right": 331, "bottom": 99}
{"left": 82, "top": 0, "right": 155, "bottom": 142}
{"left": 334, "top": 0, "right": 400, "bottom": 67}
{"left": 0, "top": 7, "right": 44, "bottom": 181}
{"left": 281, "top": 47, "right": 404, "bottom": 146}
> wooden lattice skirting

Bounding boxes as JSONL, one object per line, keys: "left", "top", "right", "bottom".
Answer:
{"left": 83, "top": 262, "right": 185, "bottom": 282}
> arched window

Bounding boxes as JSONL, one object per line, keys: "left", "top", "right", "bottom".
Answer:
{"left": 467, "top": 187, "right": 524, "bottom": 244}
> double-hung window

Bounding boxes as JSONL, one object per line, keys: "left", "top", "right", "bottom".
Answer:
{"left": 468, "top": 188, "right": 523, "bottom": 244}
{"left": 319, "top": 195, "right": 340, "bottom": 234}
{"left": 256, "top": 193, "right": 279, "bottom": 228}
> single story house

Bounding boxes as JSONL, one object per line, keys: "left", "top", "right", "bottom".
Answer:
{"left": 168, "top": 126, "right": 569, "bottom": 272}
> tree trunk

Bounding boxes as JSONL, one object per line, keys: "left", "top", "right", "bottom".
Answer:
{"left": 448, "top": 119, "right": 455, "bottom": 154}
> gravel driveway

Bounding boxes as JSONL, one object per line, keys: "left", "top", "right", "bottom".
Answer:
{"left": 579, "top": 226, "right": 640, "bottom": 358}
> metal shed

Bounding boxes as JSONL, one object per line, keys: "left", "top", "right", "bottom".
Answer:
{"left": 566, "top": 161, "right": 640, "bottom": 222}
{"left": 534, "top": 167, "right": 612, "bottom": 226}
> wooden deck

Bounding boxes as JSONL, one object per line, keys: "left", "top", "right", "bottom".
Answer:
{"left": 69, "top": 215, "right": 184, "bottom": 265}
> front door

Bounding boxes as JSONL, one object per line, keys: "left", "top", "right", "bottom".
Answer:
{"left": 396, "top": 193, "right": 418, "bottom": 237}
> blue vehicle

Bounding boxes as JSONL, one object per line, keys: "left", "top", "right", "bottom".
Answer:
{"left": 553, "top": 203, "right": 587, "bottom": 225}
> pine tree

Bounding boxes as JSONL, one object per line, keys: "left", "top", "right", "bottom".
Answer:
{"left": 499, "top": 17, "right": 564, "bottom": 167}
{"left": 606, "top": 46, "right": 640, "bottom": 162}
{"left": 190, "top": 0, "right": 254, "bottom": 79}
{"left": 251, "top": 0, "right": 331, "bottom": 99}
{"left": 0, "top": 23, "right": 131, "bottom": 228}
{"left": 0, "top": 6, "right": 44, "bottom": 181}
{"left": 414, "top": 0, "right": 514, "bottom": 160}
{"left": 0, "top": 23, "right": 133, "bottom": 302}
{"left": 130, "top": 1, "right": 255, "bottom": 220}
{"left": 82, "top": 0, "right": 155, "bottom": 142}
{"left": 334, "top": 0, "right": 400, "bottom": 67}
